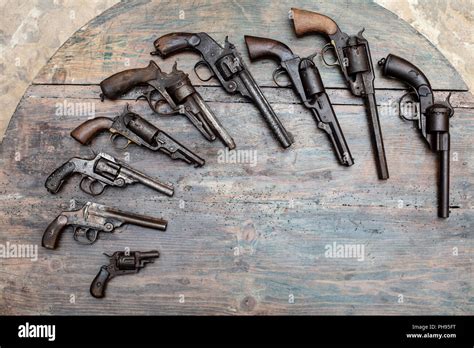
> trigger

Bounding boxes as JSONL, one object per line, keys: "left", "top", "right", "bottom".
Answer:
{"left": 80, "top": 177, "right": 106, "bottom": 196}
{"left": 136, "top": 90, "right": 156, "bottom": 111}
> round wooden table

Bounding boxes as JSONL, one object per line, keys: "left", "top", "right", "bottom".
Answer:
{"left": 0, "top": 0, "right": 472, "bottom": 315}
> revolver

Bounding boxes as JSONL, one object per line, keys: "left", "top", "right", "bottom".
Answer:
{"left": 100, "top": 61, "right": 236, "bottom": 149}
{"left": 70, "top": 104, "right": 205, "bottom": 167}
{"left": 245, "top": 35, "right": 353, "bottom": 166}
{"left": 292, "top": 8, "right": 388, "bottom": 179}
{"left": 42, "top": 202, "right": 167, "bottom": 249}
{"left": 90, "top": 250, "right": 159, "bottom": 298}
{"left": 45, "top": 152, "right": 174, "bottom": 196}
{"left": 152, "top": 32, "right": 294, "bottom": 148}
{"left": 378, "top": 54, "right": 453, "bottom": 218}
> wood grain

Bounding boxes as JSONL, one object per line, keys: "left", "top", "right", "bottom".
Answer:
{"left": 0, "top": 0, "right": 472, "bottom": 315}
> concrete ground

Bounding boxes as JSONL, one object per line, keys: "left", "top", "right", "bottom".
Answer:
{"left": 0, "top": 0, "right": 472, "bottom": 141}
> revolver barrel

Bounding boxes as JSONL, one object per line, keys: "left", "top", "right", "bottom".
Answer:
{"left": 238, "top": 69, "right": 293, "bottom": 148}
{"left": 118, "top": 165, "right": 174, "bottom": 197}
{"left": 97, "top": 205, "right": 168, "bottom": 231}
{"left": 188, "top": 93, "right": 236, "bottom": 149}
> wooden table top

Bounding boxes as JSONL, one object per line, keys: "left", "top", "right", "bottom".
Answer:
{"left": 0, "top": 0, "right": 472, "bottom": 315}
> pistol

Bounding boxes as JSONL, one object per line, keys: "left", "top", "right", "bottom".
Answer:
{"left": 152, "top": 32, "right": 294, "bottom": 148}
{"left": 42, "top": 202, "right": 167, "bottom": 249}
{"left": 378, "top": 54, "right": 453, "bottom": 218}
{"left": 90, "top": 250, "right": 159, "bottom": 298}
{"left": 100, "top": 61, "right": 236, "bottom": 149}
{"left": 70, "top": 104, "right": 205, "bottom": 167}
{"left": 45, "top": 152, "right": 174, "bottom": 196}
{"left": 292, "top": 8, "right": 388, "bottom": 179}
{"left": 245, "top": 35, "right": 354, "bottom": 166}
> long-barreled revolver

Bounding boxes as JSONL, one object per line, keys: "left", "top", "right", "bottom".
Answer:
{"left": 245, "top": 35, "right": 353, "bottom": 166}
{"left": 378, "top": 54, "right": 453, "bottom": 218}
{"left": 70, "top": 104, "right": 205, "bottom": 167}
{"left": 45, "top": 152, "right": 174, "bottom": 196}
{"left": 292, "top": 8, "right": 388, "bottom": 178}
{"left": 42, "top": 202, "right": 167, "bottom": 249}
{"left": 100, "top": 61, "right": 236, "bottom": 149}
{"left": 152, "top": 32, "right": 294, "bottom": 148}
{"left": 90, "top": 250, "right": 159, "bottom": 298}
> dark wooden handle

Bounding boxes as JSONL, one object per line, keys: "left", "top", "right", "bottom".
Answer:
{"left": 70, "top": 117, "right": 114, "bottom": 145}
{"left": 90, "top": 266, "right": 111, "bottom": 298}
{"left": 292, "top": 8, "right": 338, "bottom": 36}
{"left": 153, "top": 32, "right": 196, "bottom": 56}
{"left": 45, "top": 161, "right": 76, "bottom": 193}
{"left": 100, "top": 61, "right": 159, "bottom": 99}
{"left": 42, "top": 214, "right": 69, "bottom": 249}
{"left": 244, "top": 35, "right": 294, "bottom": 62}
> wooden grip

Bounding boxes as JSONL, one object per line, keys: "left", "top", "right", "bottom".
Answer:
{"left": 42, "top": 214, "right": 69, "bottom": 249}
{"left": 100, "top": 61, "right": 160, "bottom": 99}
{"left": 244, "top": 35, "right": 294, "bottom": 62}
{"left": 292, "top": 8, "right": 338, "bottom": 36}
{"left": 70, "top": 117, "right": 114, "bottom": 145}
{"left": 153, "top": 32, "right": 197, "bottom": 56}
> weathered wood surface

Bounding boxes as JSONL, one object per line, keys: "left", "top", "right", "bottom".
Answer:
{"left": 0, "top": 0, "right": 472, "bottom": 315}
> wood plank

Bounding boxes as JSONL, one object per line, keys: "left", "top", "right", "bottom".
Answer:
{"left": 33, "top": 0, "right": 468, "bottom": 90}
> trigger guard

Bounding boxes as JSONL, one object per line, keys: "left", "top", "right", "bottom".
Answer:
{"left": 80, "top": 176, "right": 106, "bottom": 196}
{"left": 73, "top": 227, "right": 98, "bottom": 245}
{"left": 321, "top": 43, "right": 339, "bottom": 67}
{"left": 110, "top": 133, "right": 130, "bottom": 150}
{"left": 398, "top": 91, "right": 419, "bottom": 122}
{"left": 194, "top": 61, "right": 214, "bottom": 82}
{"left": 272, "top": 67, "right": 292, "bottom": 88}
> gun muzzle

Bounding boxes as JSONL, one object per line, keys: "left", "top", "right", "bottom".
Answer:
{"left": 136, "top": 250, "right": 160, "bottom": 260}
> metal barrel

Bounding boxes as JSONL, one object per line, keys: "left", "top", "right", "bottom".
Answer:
{"left": 439, "top": 149, "right": 450, "bottom": 218}
{"left": 119, "top": 166, "right": 174, "bottom": 197}
{"left": 137, "top": 250, "right": 160, "bottom": 259}
{"left": 238, "top": 70, "right": 294, "bottom": 148}
{"left": 99, "top": 206, "right": 168, "bottom": 231}
{"left": 190, "top": 93, "right": 236, "bottom": 149}
{"left": 366, "top": 93, "right": 389, "bottom": 180}
{"left": 155, "top": 131, "right": 205, "bottom": 167}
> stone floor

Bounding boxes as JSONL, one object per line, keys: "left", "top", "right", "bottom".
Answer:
{"left": 0, "top": 0, "right": 472, "bottom": 141}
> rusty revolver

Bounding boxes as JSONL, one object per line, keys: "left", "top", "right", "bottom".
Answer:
{"left": 378, "top": 54, "right": 453, "bottom": 218}
{"left": 45, "top": 152, "right": 174, "bottom": 196}
{"left": 292, "top": 8, "right": 388, "bottom": 179}
{"left": 42, "top": 202, "right": 167, "bottom": 249}
{"left": 245, "top": 35, "right": 354, "bottom": 166}
{"left": 100, "top": 61, "right": 235, "bottom": 149}
{"left": 90, "top": 250, "right": 160, "bottom": 298}
{"left": 71, "top": 105, "right": 205, "bottom": 167}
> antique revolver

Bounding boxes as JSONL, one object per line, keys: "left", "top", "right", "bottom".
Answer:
{"left": 378, "top": 54, "right": 453, "bottom": 218}
{"left": 245, "top": 35, "right": 353, "bottom": 166}
{"left": 71, "top": 105, "right": 205, "bottom": 167}
{"left": 90, "top": 250, "right": 159, "bottom": 298}
{"left": 292, "top": 8, "right": 388, "bottom": 179}
{"left": 100, "top": 61, "right": 236, "bottom": 149}
{"left": 152, "top": 32, "right": 294, "bottom": 148}
{"left": 45, "top": 152, "right": 174, "bottom": 196}
{"left": 42, "top": 202, "right": 167, "bottom": 249}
